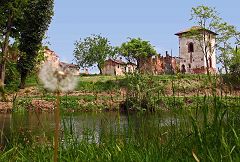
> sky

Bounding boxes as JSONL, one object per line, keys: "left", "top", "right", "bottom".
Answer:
{"left": 47, "top": 0, "right": 240, "bottom": 73}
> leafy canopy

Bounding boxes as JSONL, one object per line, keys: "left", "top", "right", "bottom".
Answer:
{"left": 17, "top": 0, "right": 54, "bottom": 88}
{"left": 120, "top": 38, "right": 157, "bottom": 67}
{"left": 190, "top": 5, "right": 221, "bottom": 30}
{"left": 74, "top": 34, "right": 116, "bottom": 74}
{"left": 214, "top": 22, "right": 239, "bottom": 73}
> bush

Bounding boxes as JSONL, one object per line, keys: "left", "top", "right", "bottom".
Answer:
{"left": 5, "top": 62, "right": 20, "bottom": 85}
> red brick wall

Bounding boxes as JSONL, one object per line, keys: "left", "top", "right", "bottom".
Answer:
{"left": 139, "top": 55, "right": 178, "bottom": 74}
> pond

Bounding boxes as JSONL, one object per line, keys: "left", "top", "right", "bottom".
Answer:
{"left": 1, "top": 106, "right": 240, "bottom": 161}
{"left": 0, "top": 111, "right": 180, "bottom": 146}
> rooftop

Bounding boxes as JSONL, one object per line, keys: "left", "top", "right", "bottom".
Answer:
{"left": 106, "top": 59, "right": 136, "bottom": 66}
{"left": 59, "top": 62, "right": 79, "bottom": 68}
{"left": 175, "top": 26, "right": 218, "bottom": 36}
{"left": 45, "top": 48, "right": 59, "bottom": 57}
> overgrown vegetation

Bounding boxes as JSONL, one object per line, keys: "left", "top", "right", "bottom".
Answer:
{"left": 0, "top": 72, "right": 240, "bottom": 161}
{"left": 3, "top": 73, "right": 239, "bottom": 112}
{"left": 1, "top": 93, "right": 240, "bottom": 161}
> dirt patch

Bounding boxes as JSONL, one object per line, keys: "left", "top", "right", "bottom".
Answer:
{"left": 30, "top": 99, "right": 55, "bottom": 112}
{"left": 0, "top": 102, "right": 12, "bottom": 113}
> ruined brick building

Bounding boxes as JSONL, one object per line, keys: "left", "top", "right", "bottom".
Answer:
{"left": 139, "top": 26, "right": 217, "bottom": 75}
{"left": 175, "top": 26, "right": 217, "bottom": 74}
{"left": 139, "top": 52, "right": 179, "bottom": 74}
{"left": 100, "top": 26, "right": 217, "bottom": 76}
{"left": 102, "top": 59, "right": 137, "bottom": 76}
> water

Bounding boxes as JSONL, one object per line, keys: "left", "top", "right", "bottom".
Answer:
{"left": 0, "top": 111, "right": 179, "bottom": 146}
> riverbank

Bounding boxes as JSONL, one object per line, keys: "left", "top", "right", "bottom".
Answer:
{"left": 1, "top": 74, "right": 240, "bottom": 161}
{"left": 1, "top": 100, "right": 240, "bottom": 161}
{"left": 1, "top": 74, "right": 240, "bottom": 113}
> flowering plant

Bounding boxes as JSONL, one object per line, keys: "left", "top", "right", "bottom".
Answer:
{"left": 39, "top": 62, "right": 78, "bottom": 92}
{"left": 38, "top": 61, "right": 78, "bottom": 162}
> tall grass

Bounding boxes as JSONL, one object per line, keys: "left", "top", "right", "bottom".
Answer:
{"left": 1, "top": 73, "right": 240, "bottom": 161}
{"left": 1, "top": 105, "right": 240, "bottom": 161}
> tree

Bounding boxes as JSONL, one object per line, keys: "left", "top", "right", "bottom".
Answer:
{"left": 190, "top": 5, "right": 240, "bottom": 76}
{"left": 17, "top": 0, "right": 54, "bottom": 88}
{"left": 215, "top": 22, "right": 238, "bottom": 74}
{"left": 74, "top": 34, "right": 116, "bottom": 74}
{"left": 225, "top": 47, "right": 240, "bottom": 89}
{"left": 189, "top": 5, "right": 222, "bottom": 77}
{"left": 0, "top": 0, "right": 27, "bottom": 87}
{"left": 235, "top": 32, "right": 240, "bottom": 45}
{"left": 230, "top": 47, "right": 240, "bottom": 74}
{"left": 119, "top": 38, "right": 157, "bottom": 69}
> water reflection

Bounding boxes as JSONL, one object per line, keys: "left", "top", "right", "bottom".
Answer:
{"left": 0, "top": 112, "right": 179, "bottom": 145}
{"left": 0, "top": 113, "right": 12, "bottom": 145}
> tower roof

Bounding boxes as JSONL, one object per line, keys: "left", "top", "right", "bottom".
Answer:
{"left": 175, "top": 26, "right": 217, "bottom": 36}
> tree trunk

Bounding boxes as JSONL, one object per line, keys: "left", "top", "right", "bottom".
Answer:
{"left": 137, "top": 59, "right": 140, "bottom": 70}
{"left": 136, "top": 58, "right": 140, "bottom": 73}
{"left": 205, "top": 54, "right": 211, "bottom": 79}
{"left": 0, "top": 63, "right": 6, "bottom": 86}
{"left": 97, "top": 64, "right": 102, "bottom": 75}
{"left": 222, "top": 44, "right": 229, "bottom": 75}
{"left": 223, "top": 60, "right": 229, "bottom": 75}
{"left": 0, "top": 13, "right": 13, "bottom": 87}
{"left": 19, "top": 73, "right": 27, "bottom": 89}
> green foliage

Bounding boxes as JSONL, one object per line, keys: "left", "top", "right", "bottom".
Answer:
{"left": 190, "top": 5, "right": 239, "bottom": 77}
{"left": 0, "top": 0, "right": 27, "bottom": 36}
{"left": 189, "top": 5, "right": 220, "bottom": 50}
{"left": 74, "top": 34, "right": 116, "bottom": 74}
{"left": 35, "top": 46, "right": 48, "bottom": 66}
{"left": 191, "top": 5, "right": 221, "bottom": 26}
{"left": 225, "top": 48, "right": 240, "bottom": 89}
{"left": 76, "top": 80, "right": 118, "bottom": 92}
{"left": 230, "top": 48, "right": 240, "bottom": 73}
{"left": 120, "top": 38, "right": 157, "bottom": 68}
{"left": 0, "top": 0, "right": 28, "bottom": 86}
{"left": 17, "top": 0, "right": 54, "bottom": 88}
{"left": 122, "top": 73, "right": 167, "bottom": 111}
{"left": 5, "top": 73, "right": 38, "bottom": 93}
{"left": 13, "top": 98, "right": 32, "bottom": 112}
{"left": 5, "top": 61, "right": 20, "bottom": 85}
{"left": 215, "top": 22, "right": 239, "bottom": 74}
{"left": 1, "top": 99, "right": 240, "bottom": 162}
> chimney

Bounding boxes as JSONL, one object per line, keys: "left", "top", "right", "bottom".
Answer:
{"left": 166, "top": 51, "right": 168, "bottom": 57}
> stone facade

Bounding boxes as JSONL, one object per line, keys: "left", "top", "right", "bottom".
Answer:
{"left": 44, "top": 48, "right": 80, "bottom": 75}
{"left": 59, "top": 62, "right": 80, "bottom": 76}
{"left": 175, "top": 26, "right": 217, "bottom": 74}
{"left": 102, "top": 59, "right": 136, "bottom": 76}
{"left": 44, "top": 48, "right": 60, "bottom": 67}
{"left": 79, "top": 68, "right": 89, "bottom": 75}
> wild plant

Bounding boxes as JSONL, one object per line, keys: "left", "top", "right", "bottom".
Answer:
{"left": 38, "top": 62, "right": 78, "bottom": 162}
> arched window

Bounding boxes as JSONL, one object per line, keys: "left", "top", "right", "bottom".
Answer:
{"left": 181, "top": 64, "right": 186, "bottom": 73}
{"left": 188, "top": 42, "right": 194, "bottom": 53}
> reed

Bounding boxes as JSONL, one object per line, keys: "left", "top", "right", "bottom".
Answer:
{"left": 1, "top": 73, "right": 240, "bottom": 161}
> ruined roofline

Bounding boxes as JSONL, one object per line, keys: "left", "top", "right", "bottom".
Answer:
{"left": 175, "top": 26, "right": 218, "bottom": 36}
{"left": 106, "top": 59, "right": 136, "bottom": 66}
{"left": 106, "top": 59, "right": 125, "bottom": 65}
{"left": 156, "top": 53, "right": 179, "bottom": 59}
{"left": 59, "top": 62, "right": 78, "bottom": 68}
{"left": 45, "top": 48, "right": 60, "bottom": 58}
{"left": 127, "top": 62, "right": 137, "bottom": 66}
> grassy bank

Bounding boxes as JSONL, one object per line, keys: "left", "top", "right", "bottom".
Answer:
{"left": 1, "top": 74, "right": 240, "bottom": 161}
{"left": 1, "top": 73, "right": 239, "bottom": 112}
{"left": 1, "top": 98, "right": 240, "bottom": 161}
